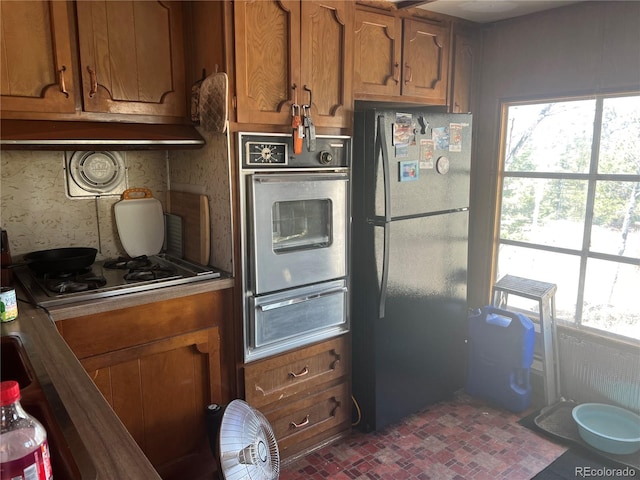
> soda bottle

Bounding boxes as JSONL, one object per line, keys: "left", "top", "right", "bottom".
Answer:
{"left": 0, "top": 381, "right": 53, "bottom": 480}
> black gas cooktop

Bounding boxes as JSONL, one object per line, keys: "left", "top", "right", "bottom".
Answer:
{"left": 15, "top": 254, "right": 221, "bottom": 308}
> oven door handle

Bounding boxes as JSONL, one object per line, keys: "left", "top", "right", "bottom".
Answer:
{"left": 258, "top": 287, "right": 347, "bottom": 312}
{"left": 253, "top": 174, "right": 349, "bottom": 184}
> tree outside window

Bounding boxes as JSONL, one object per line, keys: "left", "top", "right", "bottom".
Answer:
{"left": 496, "top": 94, "right": 640, "bottom": 340}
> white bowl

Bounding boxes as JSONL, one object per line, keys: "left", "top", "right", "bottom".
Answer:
{"left": 572, "top": 403, "right": 640, "bottom": 455}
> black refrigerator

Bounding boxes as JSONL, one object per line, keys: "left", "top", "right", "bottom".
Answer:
{"left": 351, "top": 109, "right": 472, "bottom": 432}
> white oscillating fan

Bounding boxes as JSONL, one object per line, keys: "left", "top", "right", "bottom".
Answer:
{"left": 206, "top": 400, "right": 280, "bottom": 480}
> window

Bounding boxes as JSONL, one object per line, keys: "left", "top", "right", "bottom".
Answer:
{"left": 496, "top": 94, "right": 640, "bottom": 340}
{"left": 272, "top": 199, "right": 332, "bottom": 253}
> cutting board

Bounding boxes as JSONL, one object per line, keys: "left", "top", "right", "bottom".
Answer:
{"left": 114, "top": 188, "right": 165, "bottom": 257}
{"left": 167, "top": 190, "right": 210, "bottom": 265}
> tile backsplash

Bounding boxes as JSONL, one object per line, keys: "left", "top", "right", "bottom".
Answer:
{"left": 1, "top": 150, "right": 168, "bottom": 260}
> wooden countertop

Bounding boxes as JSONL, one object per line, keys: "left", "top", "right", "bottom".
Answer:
{"left": 2, "top": 276, "right": 234, "bottom": 479}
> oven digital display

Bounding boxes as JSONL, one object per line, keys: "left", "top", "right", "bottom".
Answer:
{"left": 245, "top": 142, "right": 288, "bottom": 165}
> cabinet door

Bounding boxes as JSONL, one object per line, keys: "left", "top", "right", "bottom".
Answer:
{"left": 76, "top": 1, "right": 186, "bottom": 118}
{"left": 0, "top": 1, "right": 76, "bottom": 114}
{"left": 353, "top": 9, "right": 402, "bottom": 98}
{"left": 234, "top": 0, "right": 300, "bottom": 125}
{"left": 300, "top": 1, "right": 353, "bottom": 129}
{"left": 449, "top": 30, "right": 476, "bottom": 113}
{"left": 401, "top": 19, "right": 450, "bottom": 104}
{"left": 81, "top": 328, "right": 222, "bottom": 471}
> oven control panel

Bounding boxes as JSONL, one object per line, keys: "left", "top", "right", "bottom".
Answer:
{"left": 240, "top": 133, "right": 350, "bottom": 169}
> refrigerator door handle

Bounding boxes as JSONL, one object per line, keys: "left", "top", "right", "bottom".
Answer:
{"left": 375, "top": 114, "right": 392, "bottom": 319}
{"left": 379, "top": 222, "right": 390, "bottom": 319}
{"left": 375, "top": 115, "right": 392, "bottom": 223}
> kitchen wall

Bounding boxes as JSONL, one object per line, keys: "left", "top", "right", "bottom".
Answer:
{"left": 168, "top": 128, "right": 234, "bottom": 274}
{"left": 0, "top": 129, "right": 234, "bottom": 275}
{"left": 469, "top": 0, "right": 640, "bottom": 308}
{"left": 1, "top": 150, "right": 167, "bottom": 260}
{"left": 469, "top": 1, "right": 640, "bottom": 411}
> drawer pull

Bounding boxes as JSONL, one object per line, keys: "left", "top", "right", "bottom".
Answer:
{"left": 330, "top": 349, "right": 341, "bottom": 370}
{"left": 289, "top": 366, "right": 309, "bottom": 378}
{"left": 330, "top": 398, "right": 342, "bottom": 417}
{"left": 289, "top": 415, "right": 310, "bottom": 429}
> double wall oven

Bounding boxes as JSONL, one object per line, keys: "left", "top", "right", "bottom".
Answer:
{"left": 239, "top": 133, "right": 351, "bottom": 362}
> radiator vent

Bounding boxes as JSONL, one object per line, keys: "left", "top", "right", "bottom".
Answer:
{"left": 559, "top": 331, "right": 640, "bottom": 414}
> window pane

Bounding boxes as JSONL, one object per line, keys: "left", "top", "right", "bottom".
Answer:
{"left": 591, "top": 181, "right": 640, "bottom": 257}
{"left": 583, "top": 259, "right": 640, "bottom": 339}
{"left": 496, "top": 244, "right": 579, "bottom": 323}
{"left": 498, "top": 94, "right": 639, "bottom": 342}
{"left": 272, "top": 199, "right": 332, "bottom": 253}
{"left": 599, "top": 95, "right": 640, "bottom": 175}
{"left": 500, "top": 177, "right": 587, "bottom": 249}
{"left": 504, "top": 99, "right": 595, "bottom": 174}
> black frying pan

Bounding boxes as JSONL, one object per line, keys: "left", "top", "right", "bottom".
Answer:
{"left": 23, "top": 247, "right": 97, "bottom": 274}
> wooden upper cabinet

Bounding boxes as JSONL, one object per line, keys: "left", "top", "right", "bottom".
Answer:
{"left": 76, "top": 1, "right": 187, "bottom": 118}
{"left": 449, "top": 29, "right": 476, "bottom": 113}
{"left": 233, "top": 0, "right": 300, "bottom": 126}
{"left": 353, "top": 10, "right": 450, "bottom": 106}
{"left": 233, "top": 0, "right": 352, "bottom": 129}
{"left": 300, "top": 1, "right": 353, "bottom": 129}
{"left": 401, "top": 19, "right": 450, "bottom": 104}
{"left": 353, "top": 10, "right": 402, "bottom": 97}
{"left": 0, "top": 1, "right": 76, "bottom": 114}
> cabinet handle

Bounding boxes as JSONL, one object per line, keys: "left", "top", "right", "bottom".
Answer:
{"left": 87, "top": 66, "right": 97, "bottom": 97}
{"left": 392, "top": 62, "right": 400, "bottom": 84}
{"left": 330, "top": 350, "right": 341, "bottom": 371}
{"left": 58, "top": 66, "right": 69, "bottom": 98}
{"left": 404, "top": 64, "right": 413, "bottom": 85}
{"left": 288, "top": 366, "right": 309, "bottom": 378}
{"left": 303, "top": 84, "right": 313, "bottom": 107}
{"left": 289, "top": 415, "right": 310, "bottom": 429}
{"left": 330, "top": 398, "right": 342, "bottom": 417}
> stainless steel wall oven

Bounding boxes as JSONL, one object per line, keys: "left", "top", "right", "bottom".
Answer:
{"left": 239, "top": 133, "right": 351, "bottom": 362}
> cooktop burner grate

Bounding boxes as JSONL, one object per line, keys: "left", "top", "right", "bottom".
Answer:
{"left": 46, "top": 275, "right": 108, "bottom": 293}
{"left": 124, "top": 265, "right": 177, "bottom": 281}
{"left": 103, "top": 256, "right": 153, "bottom": 270}
{"left": 15, "top": 254, "right": 222, "bottom": 307}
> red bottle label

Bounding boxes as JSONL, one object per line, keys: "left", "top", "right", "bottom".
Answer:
{"left": 0, "top": 441, "right": 52, "bottom": 480}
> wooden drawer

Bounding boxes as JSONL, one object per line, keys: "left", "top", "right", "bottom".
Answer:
{"left": 265, "top": 380, "right": 351, "bottom": 457}
{"left": 57, "top": 290, "right": 229, "bottom": 359}
{"left": 244, "top": 335, "right": 350, "bottom": 410}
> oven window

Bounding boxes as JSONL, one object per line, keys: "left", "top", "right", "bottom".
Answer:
{"left": 272, "top": 199, "right": 332, "bottom": 253}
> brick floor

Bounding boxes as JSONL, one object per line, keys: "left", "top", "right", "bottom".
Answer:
{"left": 280, "top": 392, "right": 566, "bottom": 479}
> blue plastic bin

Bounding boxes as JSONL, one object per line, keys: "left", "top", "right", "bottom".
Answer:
{"left": 465, "top": 306, "right": 535, "bottom": 412}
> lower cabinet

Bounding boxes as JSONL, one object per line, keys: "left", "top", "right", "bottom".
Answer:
{"left": 244, "top": 334, "right": 351, "bottom": 461}
{"left": 56, "top": 289, "right": 231, "bottom": 479}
